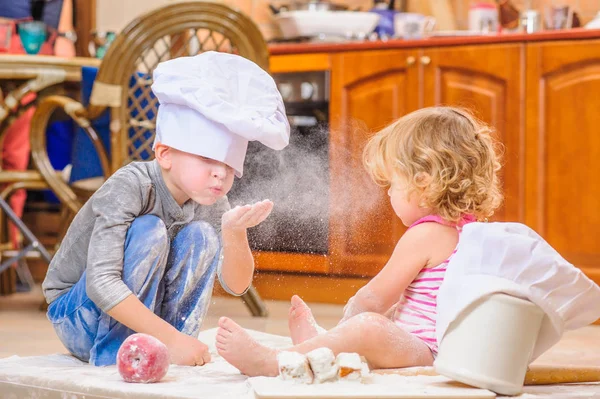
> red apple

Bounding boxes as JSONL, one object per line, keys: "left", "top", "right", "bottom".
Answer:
{"left": 117, "top": 333, "right": 169, "bottom": 383}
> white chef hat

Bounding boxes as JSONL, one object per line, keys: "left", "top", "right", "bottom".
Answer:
{"left": 151, "top": 51, "right": 290, "bottom": 177}
{"left": 437, "top": 222, "right": 600, "bottom": 361}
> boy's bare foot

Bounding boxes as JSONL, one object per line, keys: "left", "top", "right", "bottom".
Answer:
{"left": 216, "top": 317, "right": 279, "bottom": 377}
{"left": 288, "top": 295, "right": 320, "bottom": 345}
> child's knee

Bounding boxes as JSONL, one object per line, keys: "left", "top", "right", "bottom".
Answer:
{"left": 124, "top": 216, "right": 169, "bottom": 278}
{"left": 129, "top": 215, "right": 168, "bottom": 248}
{"left": 179, "top": 221, "right": 220, "bottom": 256}
{"left": 347, "top": 312, "right": 389, "bottom": 334}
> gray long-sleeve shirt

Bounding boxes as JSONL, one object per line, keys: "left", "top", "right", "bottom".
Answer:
{"left": 42, "top": 160, "right": 231, "bottom": 312}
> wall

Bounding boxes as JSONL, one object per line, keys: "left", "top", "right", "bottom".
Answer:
{"left": 95, "top": 0, "right": 371, "bottom": 41}
{"left": 95, "top": 0, "right": 275, "bottom": 38}
{"left": 95, "top": 0, "right": 600, "bottom": 41}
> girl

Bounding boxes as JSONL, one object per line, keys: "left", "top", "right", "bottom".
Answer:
{"left": 215, "top": 106, "right": 503, "bottom": 376}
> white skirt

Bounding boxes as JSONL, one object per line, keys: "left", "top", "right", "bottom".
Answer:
{"left": 436, "top": 222, "right": 600, "bottom": 361}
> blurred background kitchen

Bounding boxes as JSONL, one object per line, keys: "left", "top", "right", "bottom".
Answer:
{"left": 0, "top": 0, "right": 599, "bottom": 363}
{"left": 94, "top": 0, "right": 600, "bottom": 41}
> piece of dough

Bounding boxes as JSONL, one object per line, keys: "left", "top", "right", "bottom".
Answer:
{"left": 336, "top": 352, "right": 364, "bottom": 381}
{"left": 306, "top": 348, "right": 339, "bottom": 383}
{"left": 277, "top": 351, "right": 313, "bottom": 383}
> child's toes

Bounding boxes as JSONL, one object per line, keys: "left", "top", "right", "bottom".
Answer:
{"left": 218, "top": 316, "right": 231, "bottom": 329}
{"left": 218, "top": 317, "right": 240, "bottom": 333}
{"left": 216, "top": 343, "right": 227, "bottom": 355}
{"left": 216, "top": 333, "right": 229, "bottom": 344}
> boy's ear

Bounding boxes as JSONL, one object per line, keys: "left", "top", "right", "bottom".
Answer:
{"left": 154, "top": 143, "right": 172, "bottom": 170}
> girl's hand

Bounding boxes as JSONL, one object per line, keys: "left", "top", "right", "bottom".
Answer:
{"left": 222, "top": 199, "right": 273, "bottom": 232}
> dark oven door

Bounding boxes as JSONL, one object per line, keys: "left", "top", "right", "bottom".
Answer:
{"left": 227, "top": 71, "right": 330, "bottom": 254}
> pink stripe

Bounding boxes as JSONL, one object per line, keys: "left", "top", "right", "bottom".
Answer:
{"left": 404, "top": 295, "right": 437, "bottom": 307}
{"left": 402, "top": 303, "right": 436, "bottom": 314}
{"left": 397, "top": 308, "right": 435, "bottom": 321}
{"left": 410, "top": 328, "right": 436, "bottom": 335}
{"left": 405, "top": 289, "right": 436, "bottom": 299}
{"left": 412, "top": 277, "right": 445, "bottom": 283}
{"left": 396, "top": 313, "right": 432, "bottom": 324}
{"left": 394, "top": 320, "right": 423, "bottom": 326}
{"left": 418, "top": 268, "right": 447, "bottom": 273}
{"left": 418, "top": 336, "right": 438, "bottom": 343}
{"left": 406, "top": 285, "right": 439, "bottom": 291}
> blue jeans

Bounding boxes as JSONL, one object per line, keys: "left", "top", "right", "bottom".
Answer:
{"left": 47, "top": 215, "right": 222, "bottom": 366}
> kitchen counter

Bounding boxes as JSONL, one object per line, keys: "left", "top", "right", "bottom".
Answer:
{"left": 268, "top": 28, "right": 600, "bottom": 55}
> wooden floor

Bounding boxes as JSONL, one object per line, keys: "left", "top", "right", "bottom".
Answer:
{"left": 1, "top": 286, "right": 600, "bottom": 397}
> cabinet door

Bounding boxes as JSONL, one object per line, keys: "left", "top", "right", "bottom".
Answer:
{"left": 526, "top": 41, "right": 600, "bottom": 285}
{"left": 329, "top": 50, "right": 418, "bottom": 276}
{"left": 421, "top": 44, "right": 525, "bottom": 223}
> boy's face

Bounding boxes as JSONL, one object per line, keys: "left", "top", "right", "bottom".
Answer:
{"left": 168, "top": 149, "right": 235, "bottom": 206}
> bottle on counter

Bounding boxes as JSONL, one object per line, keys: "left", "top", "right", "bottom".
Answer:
{"left": 468, "top": 2, "right": 499, "bottom": 33}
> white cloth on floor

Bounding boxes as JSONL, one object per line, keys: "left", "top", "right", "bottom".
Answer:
{"left": 0, "top": 329, "right": 292, "bottom": 399}
{"left": 151, "top": 51, "right": 290, "bottom": 177}
{"left": 436, "top": 222, "right": 600, "bottom": 361}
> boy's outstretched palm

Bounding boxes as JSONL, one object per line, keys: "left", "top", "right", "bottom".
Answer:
{"left": 222, "top": 199, "right": 273, "bottom": 231}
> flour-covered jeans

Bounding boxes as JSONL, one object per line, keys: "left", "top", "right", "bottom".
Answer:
{"left": 47, "top": 215, "right": 222, "bottom": 366}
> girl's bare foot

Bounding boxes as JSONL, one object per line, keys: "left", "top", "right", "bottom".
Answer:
{"left": 288, "top": 295, "right": 321, "bottom": 345}
{"left": 216, "top": 317, "right": 279, "bottom": 377}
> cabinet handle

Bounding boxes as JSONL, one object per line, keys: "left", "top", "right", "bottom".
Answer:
{"left": 406, "top": 56, "right": 416, "bottom": 66}
{"left": 420, "top": 55, "right": 431, "bottom": 65}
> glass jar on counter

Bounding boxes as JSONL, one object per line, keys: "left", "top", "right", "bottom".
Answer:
{"left": 468, "top": 2, "right": 499, "bottom": 33}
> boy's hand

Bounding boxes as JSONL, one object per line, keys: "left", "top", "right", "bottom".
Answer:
{"left": 222, "top": 199, "right": 273, "bottom": 232}
{"left": 165, "top": 331, "right": 211, "bottom": 366}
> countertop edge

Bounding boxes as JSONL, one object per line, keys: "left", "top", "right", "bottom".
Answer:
{"left": 268, "top": 28, "right": 600, "bottom": 55}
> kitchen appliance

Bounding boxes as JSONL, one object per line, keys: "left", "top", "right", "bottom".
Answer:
{"left": 274, "top": 11, "right": 380, "bottom": 40}
{"left": 227, "top": 71, "right": 330, "bottom": 254}
{"left": 269, "top": 0, "right": 350, "bottom": 14}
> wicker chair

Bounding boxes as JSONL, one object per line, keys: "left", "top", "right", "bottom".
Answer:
{"left": 29, "top": 2, "right": 271, "bottom": 316}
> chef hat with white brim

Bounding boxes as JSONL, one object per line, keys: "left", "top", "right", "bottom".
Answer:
{"left": 437, "top": 222, "right": 600, "bottom": 362}
{"left": 151, "top": 51, "right": 290, "bottom": 177}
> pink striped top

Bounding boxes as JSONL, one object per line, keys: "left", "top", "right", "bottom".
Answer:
{"left": 393, "top": 214, "right": 475, "bottom": 355}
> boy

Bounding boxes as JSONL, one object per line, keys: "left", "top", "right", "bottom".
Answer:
{"left": 42, "top": 52, "right": 290, "bottom": 367}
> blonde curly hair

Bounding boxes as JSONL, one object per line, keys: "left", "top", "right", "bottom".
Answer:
{"left": 363, "top": 106, "right": 503, "bottom": 223}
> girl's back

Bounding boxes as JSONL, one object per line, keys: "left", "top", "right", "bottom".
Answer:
{"left": 393, "top": 214, "right": 474, "bottom": 355}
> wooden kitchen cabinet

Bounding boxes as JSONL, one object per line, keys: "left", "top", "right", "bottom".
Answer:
{"left": 328, "top": 44, "right": 525, "bottom": 277}
{"left": 525, "top": 40, "right": 600, "bottom": 286}
{"left": 419, "top": 44, "right": 525, "bottom": 223}
{"left": 257, "top": 38, "right": 599, "bottom": 295}
{"left": 329, "top": 49, "right": 418, "bottom": 277}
